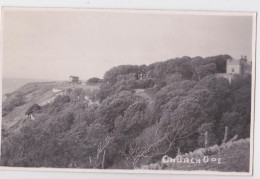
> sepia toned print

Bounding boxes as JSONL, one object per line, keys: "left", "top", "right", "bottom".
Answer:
{"left": 0, "top": 7, "right": 256, "bottom": 175}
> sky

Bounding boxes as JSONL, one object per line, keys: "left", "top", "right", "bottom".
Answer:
{"left": 2, "top": 8, "right": 254, "bottom": 81}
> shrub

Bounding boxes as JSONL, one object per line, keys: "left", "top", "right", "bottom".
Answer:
{"left": 53, "top": 95, "right": 71, "bottom": 104}
{"left": 25, "top": 104, "right": 41, "bottom": 115}
{"left": 2, "top": 95, "right": 25, "bottom": 116}
{"left": 87, "top": 77, "right": 101, "bottom": 83}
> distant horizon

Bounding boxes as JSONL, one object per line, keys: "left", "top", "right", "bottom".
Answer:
{"left": 2, "top": 8, "right": 254, "bottom": 81}
{"left": 3, "top": 76, "right": 65, "bottom": 81}
{"left": 2, "top": 54, "right": 250, "bottom": 81}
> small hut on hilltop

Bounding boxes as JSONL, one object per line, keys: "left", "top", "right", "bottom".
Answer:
{"left": 69, "top": 76, "right": 79, "bottom": 83}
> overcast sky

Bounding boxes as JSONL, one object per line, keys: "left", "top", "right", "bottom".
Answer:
{"left": 2, "top": 8, "right": 254, "bottom": 81}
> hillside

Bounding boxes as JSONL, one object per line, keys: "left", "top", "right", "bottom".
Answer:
{"left": 2, "top": 77, "right": 50, "bottom": 95}
{"left": 0, "top": 55, "right": 252, "bottom": 172}
{"left": 2, "top": 81, "right": 100, "bottom": 134}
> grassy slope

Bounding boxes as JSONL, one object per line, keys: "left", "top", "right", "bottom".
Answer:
{"left": 2, "top": 81, "right": 100, "bottom": 133}
{"left": 2, "top": 82, "right": 56, "bottom": 133}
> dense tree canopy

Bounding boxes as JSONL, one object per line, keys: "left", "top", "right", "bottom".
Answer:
{"left": 1, "top": 55, "right": 251, "bottom": 169}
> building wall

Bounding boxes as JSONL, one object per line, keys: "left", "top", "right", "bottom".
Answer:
{"left": 216, "top": 57, "right": 251, "bottom": 85}
{"left": 69, "top": 76, "right": 79, "bottom": 82}
{"left": 226, "top": 64, "right": 241, "bottom": 74}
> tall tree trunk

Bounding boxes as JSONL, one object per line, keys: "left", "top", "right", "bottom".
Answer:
{"left": 133, "top": 158, "right": 140, "bottom": 169}
{"left": 89, "top": 157, "right": 92, "bottom": 165}
{"left": 177, "top": 147, "right": 181, "bottom": 155}
{"left": 102, "top": 150, "right": 106, "bottom": 169}
{"left": 204, "top": 131, "right": 208, "bottom": 148}
{"left": 194, "top": 67, "right": 201, "bottom": 81}
{"left": 222, "top": 126, "right": 229, "bottom": 144}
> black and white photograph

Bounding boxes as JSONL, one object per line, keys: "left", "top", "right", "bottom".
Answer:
{"left": 0, "top": 7, "right": 256, "bottom": 175}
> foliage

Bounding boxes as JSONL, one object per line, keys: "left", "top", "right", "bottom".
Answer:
{"left": 2, "top": 93, "right": 26, "bottom": 117}
{"left": 25, "top": 104, "right": 41, "bottom": 115}
{"left": 1, "top": 55, "right": 251, "bottom": 170}
{"left": 87, "top": 77, "right": 102, "bottom": 83}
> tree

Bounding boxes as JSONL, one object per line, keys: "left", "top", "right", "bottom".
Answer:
{"left": 84, "top": 123, "right": 110, "bottom": 168}
{"left": 49, "top": 112, "right": 75, "bottom": 133}
{"left": 124, "top": 95, "right": 208, "bottom": 168}
{"left": 197, "top": 122, "right": 217, "bottom": 148}
{"left": 52, "top": 95, "right": 71, "bottom": 105}
{"left": 103, "top": 65, "right": 140, "bottom": 85}
{"left": 126, "top": 124, "right": 175, "bottom": 168}
{"left": 87, "top": 77, "right": 102, "bottom": 83}
{"left": 115, "top": 100, "right": 148, "bottom": 147}
{"left": 205, "top": 55, "right": 231, "bottom": 73}
{"left": 95, "top": 91, "right": 135, "bottom": 132}
{"left": 192, "top": 61, "right": 217, "bottom": 80}
{"left": 221, "top": 112, "right": 241, "bottom": 143}
{"left": 230, "top": 75, "right": 251, "bottom": 138}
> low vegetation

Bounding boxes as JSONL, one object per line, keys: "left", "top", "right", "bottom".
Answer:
{"left": 140, "top": 138, "right": 250, "bottom": 172}
{"left": 2, "top": 93, "right": 26, "bottom": 117}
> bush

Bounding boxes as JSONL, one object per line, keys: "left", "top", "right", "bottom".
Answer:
{"left": 25, "top": 104, "right": 41, "bottom": 115}
{"left": 2, "top": 95, "right": 25, "bottom": 116}
{"left": 53, "top": 95, "right": 71, "bottom": 104}
{"left": 87, "top": 77, "right": 102, "bottom": 83}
